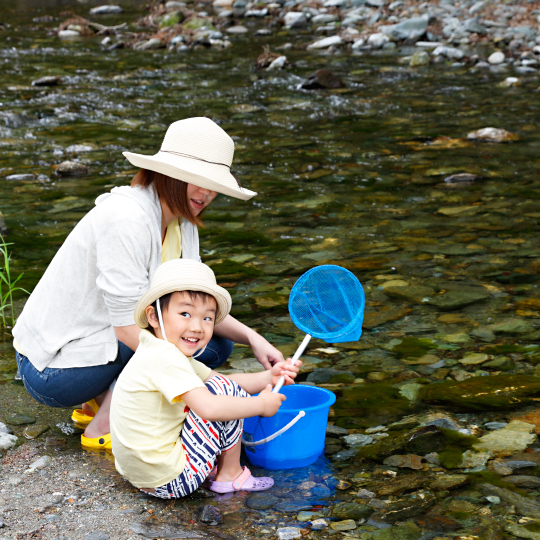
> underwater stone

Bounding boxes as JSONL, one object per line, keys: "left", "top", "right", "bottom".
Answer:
{"left": 6, "top": 414, "right": 35, "bottom": 426}
{"left": 301, "top": 70, "right": 344, "bottom": 90}
{"left": 459, "top": 449, "right": 492, "bottom": 468}
{"left": 383, "top": 454, "right": 423, "bottom": 470}
{"left": 487, "top": 459, "right": 513, "bottom": 476}
{"left": 383, "top": 285, "right": 435, "bottom": 304}
{"left": 481, "top": 484, "right": 540, "bottom": 518}
{"left": 372, "top": 497, "right": 435, "bottom": 524}
{"left": 332, "top": 502, "right": 373, "bottom": 520}
{"left": 506, "top": 476, "right": 540, "bottom": 488}
{"left": 504, "top": 460, "right": 538, "bottom": 470}
{"left": 23, "top": 424, "right": 49, "bottom": 439}
{"left": 330, "top": 520, "right": 356, "bottom": 531}
{"left": 307, "top": 368, "right": 355, "bottom": 384}
{"left": 343, "top": 434, "right": 374, "bottom": 447}
{"left": 277, "top": 527, "right": 302, "bottom": 539}
{"left": 369, "top": 474, "right": 427, "bottom": 497}
{"left": 427, "top": 290, "right": 489, "bottom": 310}
{"left": 504, "top": 523, "right": 540, "bottom": 540}
{"left": 418, "top": 375, "right": 540, "bottom": 411}
{"left": 474, "top": 420, "right": 536, "bottom": 456}
{"left": 489, "top": 319, "right": 534, "bottom": 334}
{"left": 363, "top": 306, "right": 411, "bottom": 329}
{"left": 246, "top": 493, "right": 280, "bottom": 509}
{"left": 429, "top": 474, "right": 468, "bottom": 490}
{"left": 195, "top": 505, "right": 222, "bottom": 525}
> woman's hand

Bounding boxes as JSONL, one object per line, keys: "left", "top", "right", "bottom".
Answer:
{"left": 270, "top": 358, "right": 301, "bottom": 387}
{"left": 250, "top": 333, "right": 285, "bottom": 369}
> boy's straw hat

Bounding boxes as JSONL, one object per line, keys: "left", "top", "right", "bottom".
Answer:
{"left": 134, "top": 259, "right": 232, "bottom": 329}
{"left": 123, "top": 117, "right": 256, "bottom": 201}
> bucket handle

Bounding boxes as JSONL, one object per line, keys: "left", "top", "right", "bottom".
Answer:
{"left": 241, "top": 411, "right": 306, "bottom": 447}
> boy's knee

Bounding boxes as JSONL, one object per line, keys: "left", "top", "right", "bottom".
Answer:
{"left": 206, "top": 375, "right": 246, "bottom": 397}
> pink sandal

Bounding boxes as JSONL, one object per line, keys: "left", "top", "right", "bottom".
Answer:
{"left": 209, "top": 466, "right": 274, "bottom": 494}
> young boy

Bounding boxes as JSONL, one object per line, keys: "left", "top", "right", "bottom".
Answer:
{"left": 110, "top": 259, "right": 300, "bottom": 498}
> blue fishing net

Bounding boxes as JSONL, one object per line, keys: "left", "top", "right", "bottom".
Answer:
{"left": 289, "top": 265, "right": 365, "bottom": 343}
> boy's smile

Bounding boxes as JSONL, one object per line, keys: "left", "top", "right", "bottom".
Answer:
{"left": 157, "top": 291, "right": 217, "bottom": 356}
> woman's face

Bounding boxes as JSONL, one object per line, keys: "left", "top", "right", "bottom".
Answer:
{"left": 186, "top": 183, "right": 218, "bottom": 216}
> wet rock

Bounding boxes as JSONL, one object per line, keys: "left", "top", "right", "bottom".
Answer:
{"left": 384, "top": 285, "right": 435, "bottom": 304}
{"left": 418, "top": 375, "right": 540, "bottom": 412}
{"left": 195, "top": 505, "right": 221, "bottom": 525}
{"left": 459, "top": 353, "right": 489, "bottom": 365}
{"left": 481, "top": 484, "right": 540, "bottom": 517}
{"left": 331, "top": 519, "right": 356, "bottom": 531}
{"left": 363, "top": 306, "right": 411, "bottom": 329}
{"left": 467, "top": 127, "right": 519, "bottom": 143}
{"left": 283, "top": 12, "right": 307, "bottom": 28}
{"left": 424, "top": 418, "right": 458, "bottom": 431}
{"left": 6, "top": 414, "right": 36, "bottom": 425}
{"left": 301, "top": 69, "right": 344, "bottom": 90}
{"left": 89, "top": 5, "right": 123, "bottom": 15}
{"left": 427, "top": 290, "right": 489, "bottom": 310}
{"left": 474, "top": 420, "right": 536, "bottom": 457}
{"left": 489, "top": 318, "right": 533, "bottom": 334}
{"left": 297, "top": 510, "right": 323, "bottom": 522}
{"left": 246, "top": 493, "right": 280, "bottom": 509}
{"left": 488, "top": 459, "right": 513, "bottom": 476}
{"left": 32, "top": 76, "right": 60, "bottom": 87}
{"left": 130, "top": 521, "right": 206, "bottom": 538}
{"left": 380, "top": 16, "right": 428, "bottom": 41}
{"left": 327, "top": 424, "right": 349, "bottom": 436}
{"left": 488, "top": 51, "right": 505, "bottom": 65}
{"left": 471, "top": 328, "right": 496, "bottom": 342}
{"left": 307, "top": 36, "right": 344, "bottom": 50}
{"left": 23, "top": 424, "right": 49, "bottom": 439}
{"left": 55, "top": 161, "right": 88, "bottom": 177}
{"left": 432, "top": 45, "right": 465, "bottom": 59}
{"left": 307, "top": 368, "right": 354, "bottom": 384}
{"left": 383, "top": 454, "right": 423, "bottom": 470}
{"left": 135, "top": 38, "right": 164, "bottom": 50}
{"left": 506, "top": 475, "right": 540, "bottom": 488}
{"left": 0, "top": 433, "right": 18, "bottom": 450}
{"left": 410, "top": 51, "right": 429, "bottom": 66}
{"left": 372, "top": 496, "right": 436, "bottom": 524}
{"left": 332, "top": 502, "right": 373, "bottom": 520}
{"left": 504, "top": 460, "right": 538, "bottom": 470}
{"left": 29, "top": 456, "right": 52, "bottom": 470}
{"left": 369, "top": 474, "right": 428, "bottom": 497}
{"left": 368, "top": 33, "right": 390, "bottom": 49}
{"left": 485, "top": 422, "right": 508, "bottom": 430}
{"left": 415, "top": 515, "right": 461, "bottom": 532}
{"left": 504, "top": 523, "right": 540, "bottom": 540}
{"left": 275, "top": 500, "right": 313, "bottom": 512}
{"left": 344, "top": 434, "right": 374, "bottom": 447}
{"left": 357, "top": 488, "right": 375, "bottom": 498}
{"left": 226, "top": 25, "right": 248, "bottom": 34}
{"left": 311, "top": 519, "right": 327, "bottom": 530}
{"left": 277, "top": 527, "right": 301, "bottom": 539}
{"left": 429, "top": 474, "right": 468, "bottom": 490}
{"left": 6, "top": 173, "right": 35, "bottom": 181}
{"left": 459, "top": 449, "right": 492, "bottom": 468}
{"left": 444, "top": 172, "right": 480, "bottom": 184}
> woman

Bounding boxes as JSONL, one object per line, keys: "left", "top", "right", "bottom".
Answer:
{"left": 13, "top": 117, "right": 284, "bottom": 450}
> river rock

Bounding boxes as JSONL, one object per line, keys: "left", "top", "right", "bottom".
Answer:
{"left": 246, "top": 493, "right": 280, "bottom": 509}
{"left": 427, "top": 290, "right": 489, "bottom": 310}
{"left": 307, "top": 368, "right": 354, "bottom": 384}
{"left": 488, "top": 51, "right": 505, "bottom": 64}
{"left": 489, "top": 318, "right": 533, "bottom": 334}
{"left": 372, "top": 522, "right": 422, "bottom": 540}
{"left": 301, "top": 69, "right": 344, "bottom": 90}
{"left": 418, "top": 375, "right": 540, "bottom": 411}
{"left": 195, "top": 504, "right": 221, "bottom": 525}
{"left": 383, "top": 454, "right": 423, "bottom": 470}
{"left": 332, "top": 502, "right": 373, "bottom": 520}
{"left": 488, "top": 459, "right": 513, "bottom": 476}
{"left": 444, "top": 172, "right": 480, "bottom": 184}
{"left": 410, "top": 51, "right": 429, "bottom": 66}
{"left": 135, "top": 38, "right": 164, "bottom": 50}
{"left": 459, "top": 449, "right": 492, "bottom": 468}
{"left": 327, "top": 424, "right": 348, "bottom": 436}
{"left": 367, "top": 32, "right": 390, "bottom": 48}
{"left": 89, "top": 5, "right": 123, "bottom": 14}
{"left": 0, "top": 433, "right": 18, "bottom": 450}
{"left": 459, "top": 353, "right": 489, "bottom": 365}
{"left": 130, "top": 521, "right": 206, "bottom": 538}
{"left": 432, "top": 45, "right": 464, "bottom": 59}
{"left": 226, "top": 25, "right": 248, "bottom": 33}
{"left": 363, "top": 306, "right": 411, "bottom": 329}
{"left": 372, "top": 496, "right": 436, "bottom": 524}
{"left": 307, "top": 36, "right": 344, "bottom": 50}
{"left": 467, "top": 127, "right": 519, "bottom": 143}
{"left": 32, "top": 76, "right": 60, "bottom": 87}
{"left": 343, "top": 433, "right": 373, "bottom": 447}
{"left": 6, "top": 173, "right": 35, "bottom": 181}
{"left": 6, "top": 414, "right": 36, "bottom": 425}
{"left": 380, "top": 16, "right": 427, "bottom": 41}
{"left": 58, "top": 30, "right": 81, "bottom": 38}
{"left": 283, "top": 12, "right": 307, "bottom": 28}
{"left": 506, "top": 475, "right": 540, "bottom": 488}
{"left": 474, "top": 420, "right": 536, "bottom": 456}
{"left": 28, "top": 456, "right": 52, "bottom": 471}
{"left": 429, "top": 474, "right": 468, "bottom": 490}
{"left": 311, "top": 519, "right": 327, "bottom": 530}
{"left": 330, "top": 520, "right": 356, "bottom": 531}
{"left": 369, "top": 474, "right": 427, "bottom": 496}
{"left": 384, "top": 285, "right": 435, "bottom": 304}
{"left": 55, "top": 161, "right": 88, "bottom": 177}
{"left": 481, "top": 484, "right": 540, "bottom": 517}
{"left": 504, "top": 523, "right": 540, "bottom": 540}
{"left": 23, "top": 424, "right": 49, "bottom": 439}
{"left": 277, "top": 527, "right": 301, "bottom": 539}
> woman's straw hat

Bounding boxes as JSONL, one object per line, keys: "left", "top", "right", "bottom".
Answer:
{"left": 134, "top": 259, "right": 232, "bottom": 329}
{"left": 123, "top": 117, "right": 256, "bottom": 201}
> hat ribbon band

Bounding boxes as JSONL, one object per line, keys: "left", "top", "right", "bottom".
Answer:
{"left": 159, "top": 149, "right": 243, "bottom": 189}
{"left": 159, "top": 149, "right": 231, "bottom": 169}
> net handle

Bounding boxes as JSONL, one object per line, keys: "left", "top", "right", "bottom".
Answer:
{"left": 272, "top": 334, "right": 311, "bottom": 394}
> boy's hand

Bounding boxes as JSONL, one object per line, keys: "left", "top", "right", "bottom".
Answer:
{"left": 259, "top": 384, "right": 285, "bottom": 416}
{"left": 270, "top": 358, "right": 301, "bottom": 387}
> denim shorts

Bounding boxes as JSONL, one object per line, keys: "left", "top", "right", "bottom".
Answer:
{"left": 15, "top": 335, "right": 234, "bottom": 408}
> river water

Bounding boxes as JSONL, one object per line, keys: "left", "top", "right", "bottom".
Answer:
{"left": 1, "top": 0, "right": 540, "bottom": 510}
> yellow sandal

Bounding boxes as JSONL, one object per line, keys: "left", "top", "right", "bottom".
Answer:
{"left": 81, "top": 432, "right": 112, "bottom": 452}
{"left": 71, "top": 398, "right": 99, "bottom": 426}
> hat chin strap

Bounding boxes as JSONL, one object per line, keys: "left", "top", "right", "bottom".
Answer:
{"left": 156, "top": 298, "right": 168, "bottom": 342}
{"left": 192, "top": 345, "right": 207, "bottom": 359}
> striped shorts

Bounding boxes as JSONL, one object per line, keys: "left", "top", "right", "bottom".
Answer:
{"left": 145, "top": 375, "right": 249, "bottom": 499}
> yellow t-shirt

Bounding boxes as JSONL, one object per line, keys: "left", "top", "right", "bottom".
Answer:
{"left": 161, "top": 218, "right": 182, "bottom": 263}
{"left": 110, "top": 329, "right": 211, "bottom": 488}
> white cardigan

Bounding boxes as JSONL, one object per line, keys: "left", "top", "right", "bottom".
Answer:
{"left": 13, "top": 185, "right": 200, "bottom": 371}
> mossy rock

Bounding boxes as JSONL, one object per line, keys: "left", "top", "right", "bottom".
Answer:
{"left": 207, "top": 259, "right": 261, "bottom": 279}
{"left": 159, "top": 10, "right": 185, "bottom": 26}
{"left": 418, "top": 375, "right": 540, "bottom": 412}
{"left": 333, "top": 383, "right": 414, "bottom": 429}
{"left": 389, "top": 337, "right": 438, "bottom": 360}
{"left": 183, "top": 17, "right": 215, "bottom": 30}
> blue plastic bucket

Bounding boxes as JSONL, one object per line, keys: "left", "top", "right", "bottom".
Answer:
{"left": 242, "top": 385, "right": 336, "bottom": 470}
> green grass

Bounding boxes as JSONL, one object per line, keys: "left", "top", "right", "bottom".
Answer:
{"left": 0, "top": 236, "right": 28, "bottom": 328}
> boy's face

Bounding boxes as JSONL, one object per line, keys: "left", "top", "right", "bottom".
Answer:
{"left": 151, "top": 291, "right": 217, "bottom": 357}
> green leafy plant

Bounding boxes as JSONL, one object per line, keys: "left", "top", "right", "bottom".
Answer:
{"left": 0, "top": 236, "right": 28, "bottom": 329}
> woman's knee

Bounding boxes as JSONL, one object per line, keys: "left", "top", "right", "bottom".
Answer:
{"left": 195, "top": 336, "right": 233, "bottom": 369}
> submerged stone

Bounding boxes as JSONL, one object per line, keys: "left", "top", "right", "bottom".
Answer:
{"left": 429, "top": 474, "right": 468, "bottom": 490}
{"left": 129, "top": 521, "right": 206, "bottom": 538}
{"left": 301, "top": 69, "right": 344, "bottom": 90}
{"left": 427, "top": 290, "right": 489, "bottom": 310}
{"left": 418, "top": 375, "right": 540, "bottom": 411}
{"left": 383, "top": 285, "right": 435, "bottom": 304}
{"left": 369, "top": 474, "right": 427, "bottom": 497}
{"left": 246, "top": 493, "right": 280, "bottom": 509}
{"left": 332, "top": 502, "right": 373, "bottom": 520}
{"left": 6, "top": 414, "right": 35, "bottom": 426}
{"left": 383, "top": 454, "right": 423, "bottom": 470}
{"left": 363, "top": 306, "right": 411, "bottom": 329}
{"left": 195, "top": 505, "right": 221, "bottom": 525}
{"left": 388, "top": 337, "right": 438, "bottom": 360}
{"left": 372, "top": 496, "right": 436, "bottom": 524}
{"left": 481, "top": 484, "right": 540, "bottom": 518}
{"left": 474, "top": 420, "right": 536, "bottom": 456}
{"left": 23, "top": 425, "right": 49, "bottom": 439}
